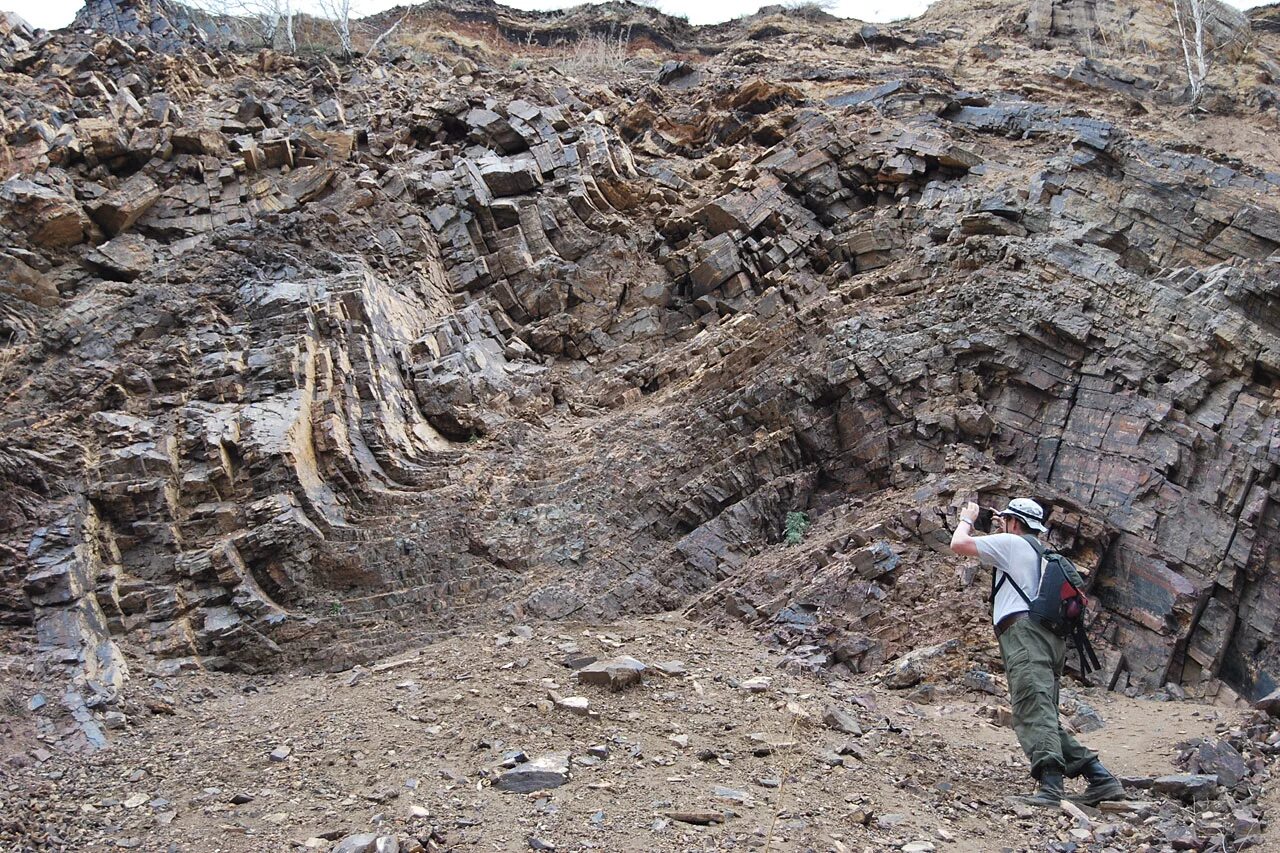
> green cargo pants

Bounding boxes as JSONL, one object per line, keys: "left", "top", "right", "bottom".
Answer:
{"left": 998, "top": 616, "right": 1097, "bottom": 779}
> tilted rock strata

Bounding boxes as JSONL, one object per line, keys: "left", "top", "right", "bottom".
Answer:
{"left": 1, "top": 0, "right": 1279, "bottom": 748}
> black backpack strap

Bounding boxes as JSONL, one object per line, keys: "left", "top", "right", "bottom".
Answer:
{"left": 994, "top": 570, "right": 1032, "bottom": 605}
{"left": 1073, "top": 624, "right": 1102, "bottom": 674}
{"left": 990, "top": 535, "right": 1042, "bottom": 606}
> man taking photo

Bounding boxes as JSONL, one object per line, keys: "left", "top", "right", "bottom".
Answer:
{"left": 950, "top": 497, "right": 1125, "bottom": 807}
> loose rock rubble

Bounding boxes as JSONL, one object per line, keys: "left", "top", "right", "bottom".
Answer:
{"left": 4, "top": 616, "right": 1277, "bottom": 851}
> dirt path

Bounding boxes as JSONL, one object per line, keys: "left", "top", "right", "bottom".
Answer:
{"left": 9, "top": 616, "right": 1247, "bottom": 852}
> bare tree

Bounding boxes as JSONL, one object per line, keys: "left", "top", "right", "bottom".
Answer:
{"left": 369, "top": 7, "right": 413, "bottom": 56}
{"left": 186, "top": 0, "right": 295, "bottom": 51}
{"left": 255, "top": 0, "right": 296, "bottom": 50}
{"left": 317, "top": 0, "right": 356, "bottom": 58}
{"left": 276, "top": 0, "right": 296, "bottom": 53}
{"left": 1170, "top": 0, "right": 1209, "bottom": 104}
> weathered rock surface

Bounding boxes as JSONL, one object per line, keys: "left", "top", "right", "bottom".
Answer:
{"left": 576, "top": 656, "right": 647, "bottom": 690}
{"left": 1, "top": 0, "right": 1279, "bottom": 772}
{"left": 494, "top": 753, "right": 571, "bottom": 793}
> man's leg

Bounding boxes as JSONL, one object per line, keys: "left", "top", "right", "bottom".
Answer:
{"left": 999, "top": 620, "right": 1065, "bottom": 780}
{"left": 1050, "top": 649, "right": 1098, "bottom": 776}
{"left": 1051, "top": 642, "right": 1125, "bottom": 803}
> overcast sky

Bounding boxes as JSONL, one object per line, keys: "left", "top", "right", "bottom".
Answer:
{"left": 5, "top": 0, "right": 1272, "bottom": 38}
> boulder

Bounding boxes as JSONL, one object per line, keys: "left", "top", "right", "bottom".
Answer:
{"left": 576, "top": 656, "right": 647, "bottom": 690}
{"left": 883, "top": 658, "right": 924, "bottom": 689}
{"left": 656, "top": 60, "right": 694, "bottom": 84}
{"left": 1253, "top": 687, "right": 1280, "bottom": 716}
{"left": 1193, "top": 740, "right": 1248, "bottom": 789}
{"left": 823, "top": 705, "right": 863, "bottom": 736}
{"left": 963, "top": 670, "right": 1003, "bottom": 696}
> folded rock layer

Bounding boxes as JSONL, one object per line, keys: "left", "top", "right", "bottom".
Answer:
{"left": 1, "top": 0, "right": 1278, "bottom": 747}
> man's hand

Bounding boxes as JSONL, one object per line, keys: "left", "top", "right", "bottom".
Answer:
{"left": 950, "top": 500, "right": 981, "bottom": 558}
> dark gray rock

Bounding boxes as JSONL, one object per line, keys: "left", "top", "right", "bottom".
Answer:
{"left": 1193, "top": 740, "right": 1248, "bottom": 789}
{"left": 822, "top": 705, "right": 863, "bottom": 736}
{"left": 494, "top": 753, "right": 570, "bottom": 793}
{"left": 1153, "top": 773, "right": 1220, "bottom": 802}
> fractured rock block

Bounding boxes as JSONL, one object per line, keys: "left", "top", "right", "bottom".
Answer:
{"left": 171, "top": 126, "right": 229, "bottom": 157}
{"left": 76, "top": 117, "right": 130, "bottom": 162}
{"left": 476, "top": 156, "right": 543, "bottom": 197}
{"left": 279, "top": 164, "right": 335, "bottom": 204}
{"left": 689, "top": 233, "right": 744, "bottom": 298}
{"left": 85, "top": 233, "right": 154, "bottom": 282}
{"left": 0, "top": 250, "right": 58, "bottom": 306}
{"left": 1, "top": 178, "right": 88, "bottom": 248}
{"left": 466, "top": 107, "right": 526, "bottom": 154}
{"left": 696, "top": 179, "right": 785, "bottom": 236}
{"left": 90, "top": 173, "right": 161, "bottom": 236}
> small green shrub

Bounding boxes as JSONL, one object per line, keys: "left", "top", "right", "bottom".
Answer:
{"left": 784, "top": 511, "right": 810, "bottom": 546}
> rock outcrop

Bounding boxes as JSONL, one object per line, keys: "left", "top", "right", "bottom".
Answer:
{"left": 1, "top": 0, "right": 1279, "bottom": 754}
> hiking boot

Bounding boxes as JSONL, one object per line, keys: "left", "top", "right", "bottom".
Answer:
{"left": 1012, "top": 770, "right": 1065, "bottom": 808}
{"left": 1069, "top": 759, "right": 1126, "bottom": 806}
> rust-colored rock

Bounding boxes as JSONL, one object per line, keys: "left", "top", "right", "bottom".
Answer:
{"left": 90, "top": 173, "right": 161, "bottom": 236}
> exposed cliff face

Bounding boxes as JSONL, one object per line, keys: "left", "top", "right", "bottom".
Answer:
{"left": 1, "top": 0, "right": 1279, "bottom": 757}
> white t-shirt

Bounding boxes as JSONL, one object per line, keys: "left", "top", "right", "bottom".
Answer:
{"left": 975, "top": 533, "right": 1043, "bottom": 625}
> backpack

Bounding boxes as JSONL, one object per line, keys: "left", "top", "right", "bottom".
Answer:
{"left": 991, "top": 535, "right": 1102, "bottom": 675}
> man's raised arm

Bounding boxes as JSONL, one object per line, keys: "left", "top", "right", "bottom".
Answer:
{"left": 949, "top": 500, "right": 981, "bottom": 558}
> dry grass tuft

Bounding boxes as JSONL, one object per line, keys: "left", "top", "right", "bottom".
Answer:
{"left": 0, "top": 682, "right": 25, "bottom": 719}
{"left": 559, "top": 27, "right": 633, "bottom": 77}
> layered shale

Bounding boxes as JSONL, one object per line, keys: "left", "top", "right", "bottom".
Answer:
{"left": 1, "top": 0, "right": 1279, "bottom": 762}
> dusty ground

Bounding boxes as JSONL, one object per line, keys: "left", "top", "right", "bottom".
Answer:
{"left": 3, "top": 615, "right": 1248, "bottom": 852}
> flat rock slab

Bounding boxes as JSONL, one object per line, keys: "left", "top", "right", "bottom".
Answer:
{"left": 1153, "top": 773, "right": 1219, "bottom": 801}
{"left": 823, "top": 705, "right": 863, "bottom": 736}
{"left": 665, "top": 811, "right": 725, "bottom": 825}
{"left": 332, "top": 834, "right": 398, "bottom": 853}
{"left": 576, "top": 656, "right": 646, "bottom": 690}
{"left": 1194, "top": 740, "right": 1247, "bottom": 788}
{"left": 495, "top": 753, "right": 570, "bottom": 793}
{"left": 1099, "top": 800, "right": 1156, "bottom": 813}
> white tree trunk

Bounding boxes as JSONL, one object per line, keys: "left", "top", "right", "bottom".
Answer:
{"left": 1171, "top": 0, "right": 1209, "bottom": 104}
{"left": 283, "top": 0, "right": 295, "bottom": 52}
